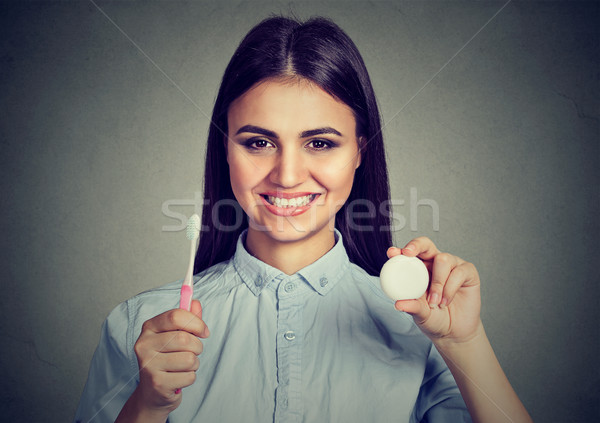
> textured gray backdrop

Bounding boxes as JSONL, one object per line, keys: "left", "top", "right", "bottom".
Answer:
{"left": 1, "top": 1, "right": 598, "bottom": 422}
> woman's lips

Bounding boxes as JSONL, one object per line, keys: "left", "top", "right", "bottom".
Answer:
{"left": 259, "top": 192, "right": 321, "bottom": 216}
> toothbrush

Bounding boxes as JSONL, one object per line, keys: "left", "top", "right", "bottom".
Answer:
{"left": 179, "top": 213, "right": 200, "bottom": 311}
{"left": 175, "top": 213, "right": 200, "bottom": 395}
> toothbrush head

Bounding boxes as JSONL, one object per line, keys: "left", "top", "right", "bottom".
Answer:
{"left": 186, "top": 214, "right": 200, "bottom": 241}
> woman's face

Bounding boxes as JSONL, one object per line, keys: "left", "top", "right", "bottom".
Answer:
{"left": 226, "top": 78, "right": 362, "bottom": 245}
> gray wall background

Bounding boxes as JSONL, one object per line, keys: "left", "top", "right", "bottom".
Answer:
{"left": 1, "top": 1, "right": 598, "bottom": 422}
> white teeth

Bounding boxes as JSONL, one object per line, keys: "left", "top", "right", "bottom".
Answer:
{"left": 267, "top": 194, "right": 316, "bottom": 208}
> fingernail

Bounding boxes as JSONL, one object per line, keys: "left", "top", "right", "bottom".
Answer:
{"left": 404, "top": 244, "right": 415, "bottom": 252}
{"left": 440, "top": 298, "right": 448, "bottom": 309}
{"left": 202, "top": 326, "right": 210, "bottom": 338}
{"left": 428, "top": 293, "right": 439, "bottom": 308}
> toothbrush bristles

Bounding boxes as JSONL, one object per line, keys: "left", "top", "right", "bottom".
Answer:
{"left": 186, "top": 214, "right": 201, "bottom": 241}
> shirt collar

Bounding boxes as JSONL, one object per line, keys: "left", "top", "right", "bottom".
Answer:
{"left": 232, "top": 230, "right": 350, "bottom": 297}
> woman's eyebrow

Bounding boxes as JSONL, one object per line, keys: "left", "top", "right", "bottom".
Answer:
{"left": 235, "top": 125, "right": 342, "bottom": 138}
{"left": 235, "top": 125, "right": 278, "bottom": 138}
{"left": 300, "top": 127, "right": 342, "bottom": 138}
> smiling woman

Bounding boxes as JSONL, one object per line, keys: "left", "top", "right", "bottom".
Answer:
{"left": 227, "top": 79, "right": 362, "bottom": 273}
{"left": 193, "top": 16, "right": 392, "bottom": 278}
{"left": 74, "top": 15, "right": 532, "bottom": 423}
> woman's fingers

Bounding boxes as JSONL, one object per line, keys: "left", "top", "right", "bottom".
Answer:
{"left": 401, "top": 236, "right": 441, "bottom": 260}
{"left": 162, "top": 351, "right": 200, "bottom": 372}
{"left": 386, "top": 246, "right": 402, "bottom": 258}
{"left": 142, "top": 331, "right": 204, "bottom": 355}
{"left": 390, "top": 237, "right": 478, "bottom": 309}
{"left": 395, "top": 298, "right": 429, "bottom": 322}
{"left": 441, "top": 262, "right": 479, "bottom": 306}
{"left": 396, "top": 238, "right": 470, "bottom": 308}
{"left": 142, "top": 307, "right": 209, "bottom": 339}
{"left": 429, "top": 253, "right": 461, "bottom": 307}
{"left": 140, "top": 364, "right": 198, "bottom": 398}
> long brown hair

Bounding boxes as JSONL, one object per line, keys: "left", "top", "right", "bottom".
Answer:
{"left": 195, "top": 16, "right": 391, "bottom": 276}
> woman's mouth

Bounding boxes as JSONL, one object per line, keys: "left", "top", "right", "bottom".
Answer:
{"left": 262, "top": 193, "right": 318, "bottom": 208}
{"left": 259, "top": 193, "right": 320, "bottom": 216}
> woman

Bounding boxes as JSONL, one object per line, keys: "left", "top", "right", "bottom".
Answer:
{"left": 75, "top": 16, "right": 532, "bottom": 423}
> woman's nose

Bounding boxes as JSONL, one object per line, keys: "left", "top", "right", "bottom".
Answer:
{"left": 268, "top": 148, "right": 308, "bottom": 188}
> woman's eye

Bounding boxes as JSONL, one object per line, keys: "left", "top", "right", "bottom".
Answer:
{"left": 307, "top": 139, "right": 332, "bottom": 150}
{"left": 253, "top": 139, "right": 270, "bottom": 148}
{"left": 245, "top": 139, "right": 274, "bottom": 150}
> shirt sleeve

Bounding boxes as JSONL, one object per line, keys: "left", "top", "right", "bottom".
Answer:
{"left": 73, "top": 301, "right": 139, "bottom": 423}
{"left": 413, "top": 343, "right": 473, "bottom": 423}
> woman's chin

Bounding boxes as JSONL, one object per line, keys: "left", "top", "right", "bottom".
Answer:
{"left": 247, "top": 219, "right": 333, "bottom": 244}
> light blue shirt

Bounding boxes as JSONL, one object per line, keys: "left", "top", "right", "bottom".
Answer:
{"left": 74, "top": 230, "right": 471, "bottom": 422}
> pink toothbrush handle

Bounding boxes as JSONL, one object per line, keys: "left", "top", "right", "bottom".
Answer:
{"left": 175, "top": 284, "right": 193, "bottom": 394}
{"left": 179, "top": 284, "right": 193, "bottom": 311}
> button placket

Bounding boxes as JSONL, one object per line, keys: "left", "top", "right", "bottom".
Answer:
{"left": 275, "top": 276, "right": 302, "bottom": 422}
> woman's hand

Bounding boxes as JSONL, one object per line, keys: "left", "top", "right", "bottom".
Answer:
{"left": 117, "top": 300, "right": 209, "bottom": 421}
{"left": 388, "top": 237, "right": 482, "bottom": 345}
{"left": 389, "top": 238, "right": 534, "bottom": 422}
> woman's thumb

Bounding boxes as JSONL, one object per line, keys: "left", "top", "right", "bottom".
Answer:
{"left": 190, "top": 299, "right": 202, "bottom": 319}
{"left": 395, "top": 298, "right": 429, "bottom": 325}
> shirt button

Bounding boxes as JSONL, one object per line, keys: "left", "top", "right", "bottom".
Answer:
{"left": 255, "top": 276, "right": 263, "bottom": 287}
{"left": 320, "top": 276, "right": 328, "bottom": 287}
{"left": 284, "top": 282, "right": 296, "bottom": 293}
{"left": 283, "top": 330, "right": 296, "bottom": 341}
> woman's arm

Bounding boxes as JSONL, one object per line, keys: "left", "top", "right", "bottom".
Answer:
{"left": 116, "top": 388, "right": 171, "bottom": 423}
{"left": 434, "top": 321, "right": 532, "bottom": 423}
{"left": 389, "top": 238, "right": 532, "bottom": 423}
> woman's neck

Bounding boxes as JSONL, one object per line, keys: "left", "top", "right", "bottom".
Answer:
{"left": 245, "top": 227, "right": 336, "bottom": 275}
